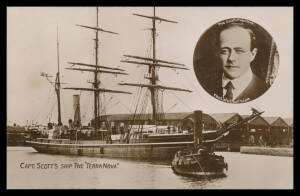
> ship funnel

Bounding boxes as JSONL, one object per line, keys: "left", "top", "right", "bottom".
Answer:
{"left": 193, "top": 110, "right": 203, "bottom": 148}
{"left": 73, "top": 94, "right": 81, "bottom": 128}
{"left": 68, "top": 119, "right": 73, "bottom": 129}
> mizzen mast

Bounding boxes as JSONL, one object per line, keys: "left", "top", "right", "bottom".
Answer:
{"left": 40, "top": 26, "right": 63, "bottom": 126}
{"left": 64, "top": 7, "right": 131, "bottom": 130}
{"left": 119, "top": 7, "right": 192, "bottom": 123}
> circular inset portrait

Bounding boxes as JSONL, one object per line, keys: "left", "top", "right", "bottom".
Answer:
{"left": 193, "top": 18, "right": 279, "bottom": 103}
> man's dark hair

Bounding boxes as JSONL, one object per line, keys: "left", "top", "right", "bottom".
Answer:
{"left": 216, "top": 22, "right": 257, "bottom": 51}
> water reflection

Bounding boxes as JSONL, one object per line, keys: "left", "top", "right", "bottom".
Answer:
{"left": 7, "top": 147, "right": 293, "bottom": 189}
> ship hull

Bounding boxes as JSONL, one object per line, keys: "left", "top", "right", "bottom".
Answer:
{"left": 171, "top": 149, "right": 228, "bottom": 177}
{"left": 171, "top": 165, "right": 227, "bottom": 177}
{"left": 27, "top": 140, "right": 193, "bottom": 161}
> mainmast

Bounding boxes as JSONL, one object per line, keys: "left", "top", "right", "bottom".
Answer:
{"left": 64, "top": 7, "right": 131, "bottom": 131}
{"left": 150, "top": 7, "right": 157, "bottom": 122}
{"left": 94, "top": 7, "right": 100, "bottom": 130}
{"left": 120, "top": 7, "right": 192, "bottom": 123}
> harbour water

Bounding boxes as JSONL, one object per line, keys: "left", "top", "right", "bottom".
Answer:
{"left": 7, "top": 147, "right": 293, "bottom": 189}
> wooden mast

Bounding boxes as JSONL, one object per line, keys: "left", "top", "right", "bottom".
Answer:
{"left": 150, "top": 7, "right": 157, "bottom": 122}
{"left": 40, "top": 26, "right": 64, "bottom": 126}
{"left": 55, "top": 26, "right": 62, "bottom": 126}
{"left": 94, "top": 7, "right": 99, "bottom": 130}
{"left": 64, "top": 7, "right": 131, "bottom": 132}
{"left": 120, "top": 60, "right": 189, "bottom": 70}
{"left": 119, "top": 7, "right": 192, "bottom": 124}
{"left": 123, "top": 55, "right": 186, "bottom": 66}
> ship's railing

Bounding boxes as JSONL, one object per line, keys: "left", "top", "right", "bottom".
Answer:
{"left": 32, "top": 138, "right": 110, "bottom": 145}
{"left": 68, "top": 140, "right": 107, "bottom": 144}
{"left": 36, "top": 138, "right": 70, "bottom": 144}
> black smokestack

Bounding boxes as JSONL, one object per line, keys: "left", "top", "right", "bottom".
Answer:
{"left": 73, "top": 95, "right": 81, "bottom": 128}
{"left": 194, "top": 110, "right": 203, "bottom": 148}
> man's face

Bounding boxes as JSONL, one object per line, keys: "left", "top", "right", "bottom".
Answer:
{"left": 219, "top": 26, "right": 257, "bottom": 80}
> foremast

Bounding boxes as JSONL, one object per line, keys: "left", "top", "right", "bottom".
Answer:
{"left": 119, "top": 7, "right": 192, "bottom": 123}
{"left": 64, "top": 7, "right": 131, "bottom": 130}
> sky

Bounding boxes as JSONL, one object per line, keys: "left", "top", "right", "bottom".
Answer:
{"left": 7, "top": 7, "right": 293, "bottom": 126}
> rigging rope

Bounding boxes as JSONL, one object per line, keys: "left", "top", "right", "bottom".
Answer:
{"left": 169, "top": 90, "right": 193, "bottom": 111}
{"left": 31, "top": 90, "right": 56, "bottom": 124}
{"left": 181, "top": 70, "right": 210, "bottom": 106}
{"left": 41, "top": 98, "right": 57, "bottom": 124}
{"left": 81, "top": 92, "right": 93, "bottom": 125}
{"left": 158, "top": 89, "right": 165, "bottom": 121}
{"left": 61, "top": 90, "right": 68, "bottom": 125}
{"left": 191, "top": 154, "right": 211, "bottom": 183}
{"left": 127, "top": 32, "right": 153, "bottom": 127}
{"left": 110, "top": 96, "right": 132, "bottom": 113}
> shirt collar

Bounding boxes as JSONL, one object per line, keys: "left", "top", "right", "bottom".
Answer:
{"left": 222, "top": 68, "right": 253, "bottom": 97}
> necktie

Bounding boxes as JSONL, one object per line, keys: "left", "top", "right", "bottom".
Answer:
{"left": 224, "top": 81, "right": 234, "bottom": 101}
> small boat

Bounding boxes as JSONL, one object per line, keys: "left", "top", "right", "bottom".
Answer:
{"left": 171, "top": 108, "right": 264, "bottom": 178}
{"left": 171, "top": 147, "right": 228, "bottom": 177}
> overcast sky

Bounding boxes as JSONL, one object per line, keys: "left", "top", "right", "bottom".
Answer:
{"left": 7, "top": 7, "right": 293, "bottom": 126}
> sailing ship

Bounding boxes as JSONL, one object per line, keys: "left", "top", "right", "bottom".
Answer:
{"left": 26, "top": 7, "right": 264, "bottom": 162}
{"left": 26, "top": 7, "right": 195, "bottom": 161}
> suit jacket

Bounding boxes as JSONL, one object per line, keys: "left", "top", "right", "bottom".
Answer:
{"left": 203, "top": 71, "right": 268, "bottom": 103}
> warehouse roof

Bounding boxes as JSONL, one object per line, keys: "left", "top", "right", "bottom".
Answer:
{"left": 264, "top": 117, "right": 289, "bottom": 127}
{"left": 283, "top": 118, "right": 293, "bottom": 126}
{"left": 209, "top": 113, "right": 239, "bottom": 123}
{"left": 264, "top": 117, "right": 279, "bottom": 125}
{"left": 98, "top": 112, "right": 292, "bottom": 127}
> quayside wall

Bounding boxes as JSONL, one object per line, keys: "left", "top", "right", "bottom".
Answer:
{"left": 240, "top": 146, "right": 293, "bottom": 157}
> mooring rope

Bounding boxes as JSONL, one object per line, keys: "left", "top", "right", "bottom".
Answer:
{"left": 191, "top": 154, "right": 211, "bottom": 183}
